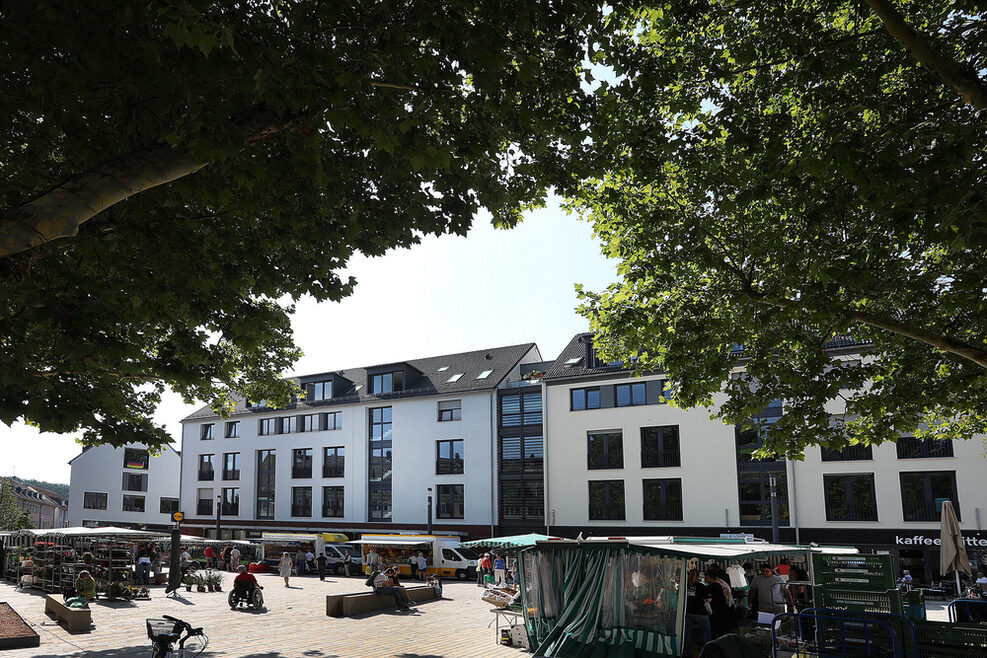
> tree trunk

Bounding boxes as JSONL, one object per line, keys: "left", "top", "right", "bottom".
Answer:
{"left": 866, "top": 0, "right": 987, "bottom": 110}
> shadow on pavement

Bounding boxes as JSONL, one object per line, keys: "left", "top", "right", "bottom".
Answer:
{"left": 32, "top": 646, "right": 220, "bottom": 658}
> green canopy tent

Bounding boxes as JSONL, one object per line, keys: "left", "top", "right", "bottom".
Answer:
{"left": 461, "top": 533, "right": 561, "bottom": 550}
{"left": 516, "top": 536, "right": 857, "bottom": 657}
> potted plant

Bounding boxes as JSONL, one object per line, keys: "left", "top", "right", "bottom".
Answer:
{"left": 211, "top": 572, "right": 223, "bottom": 592}
{"left": 195, "top": 575, "right": 206, "bottom": 593}
{"left": 204, "top": 569, "right": 215, "bottom": 592}
{"left": 182, "top": 574, "right": 195, "bottom": 592}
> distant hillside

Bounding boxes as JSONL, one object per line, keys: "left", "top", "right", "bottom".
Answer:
{"left": 3, "top": 477, "right": 69, "bottom": 501}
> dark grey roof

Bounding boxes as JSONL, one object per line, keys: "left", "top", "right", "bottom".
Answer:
{"left": 183, "top": 342, "right": 538, "bottom": 422}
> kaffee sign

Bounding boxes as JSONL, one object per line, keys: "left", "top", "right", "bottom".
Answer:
{"left": 895, "top": 534, "right": 987, "bottom": 547}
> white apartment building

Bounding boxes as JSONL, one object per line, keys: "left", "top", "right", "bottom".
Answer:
{"left": 178, "top": 343, "right": 543, "bottom": 539}
{"left": 542, "top": 333, "right": 987, "bottom": 585}
{"left": 67, "top": 442, "right": 181, "bottom": 530}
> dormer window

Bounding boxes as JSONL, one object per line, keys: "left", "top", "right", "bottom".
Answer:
{"left": 371, "top": 371, "right": 403, "bottom": 394}
{"left": 305, "top": 380, "right": 332, "bottom": 402}
{"left": 246, "top": 399, "right": 270, "bottom": 409}
{"left": 563, "top": 357, "right": 582, "bottom": 368}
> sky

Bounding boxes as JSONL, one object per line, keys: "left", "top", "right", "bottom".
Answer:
{"left": 0, "top": 196, "right": 619, "bottom": 484}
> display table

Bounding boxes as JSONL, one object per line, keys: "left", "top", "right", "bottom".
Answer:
{"left": 489, "top": 608, "right": 524, "bottom": 646}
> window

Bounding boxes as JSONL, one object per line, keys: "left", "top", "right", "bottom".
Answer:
{"left": 200, "top": 423, "right": 214, "bottom": 440}
{"left": 589, "top": 480, "right": 625, "bottom": 520}
{"left": 221, "top": 487, "right": 240, "bottom": 516}
{"left": 225, "top": 421, "right": 240, "bottom": 438}
{"left": 824, "top": 474, "right": 877, "bottom": 521}
{"left": 563, "top": 357, "right": 583, "bottom": 368}
{"left": 299, "top": 414, "right": 319, "bottom": 432}
{"left": 438, "top": 399, "right": 462, "bottom": 422}
{"left": 122, "top": 494, "right": 145, "bottom": 513}
{"left": 476, "top": 369, "right": 493, "bottom": 380}
{"left": 371, "top": 371, "right": 403, "bottom": 394}
{"left": 738, "top": 470, "right": 790, "bottom": 526}
{"left": 123, "top": 448, "right": 149, "bottom": 470}
{"left": 437, "top": 366, "right": 449, "bottom": 372}
{"left": 83, "top": 492, "right": 107, "bottom": 510}
{"left": 588, "top": 431, "right": 623, "bottom": 470}
{"left": 901, "top": 471, "right": 959, "bottom": 521}
{"left": 256, "top": 450, "right": 276, "bottom": 519}
{"left": 322, "top": 486, "right": 344, "bottom": 517}
{"left": 821, "top": 444, "right": 873, "bottom": 461}
{"left": 159, "top": 497, "right": 179, "bottom": 515}
{"left": 370, "top": 447, "right": 392, "bottom": 481}
{"left": 571, "top": 387, "right": 601, "bottom": 411}
{"left": 643, "top": 479, "right": 683, "bottom": 521}
{"left": 322, "top": 446, "right": 345, "bottom": 478}
{"left": 370, "top": 407, "right": 392, "bottom": 441}
{"left": 291, "top": 486, "right": 312, "bottom": 517}
{"left": 436, "top": 439, "right": 465, "bottom": 474}
{"left": 369, "top": 407, "right": 392, "bottom": 522}
{"left": 122, "top": 473, "right": 148, "bottom": 492}
{"left": 641, "top": 426, "right": 681, "bottom": 468}
{"left": 442, "top": 548, "right": 462, "bottom": 562}
{"left": 281, "top": 416, "right": 297, "bottom": 434}
{"left": 896, "top": 437, "right": 954, "bottom": 459}
{"left": 198, "top": 454, "right": 215, "bottom": 481}
{"left": 305, "top": 380, "right": 333, "bottom": 402}
{"left": 223, "top": 452, "right": 240, "bottom": 480}
{"left": 369, "top": 488, "right": 391, "bottom": 521}
{"left": 436, "top": 484, "right": 464, "bottom": 519}
{"left": 292, "top": 448, "right": 313, "bottom": 478}
{"left": 258, "top": 418, "right": 277, "bottom": 436}
{"left": 323, "top": 411, "right": 342, "bottom": 430}
{"left": 196, "top": 488, "right": 213, "bottom": 516}
{"left": 615, "top": 382, "right": 646, "bottom": 407}
{"left": 446, "top": 373, "right": 464, "bottom": 383}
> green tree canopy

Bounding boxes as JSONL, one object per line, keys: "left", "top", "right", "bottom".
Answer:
{"left": 576, "top": 0, "right": 987, "bottom": 456}
{"left": 0, "top": 1, "right": 603, "bottom": 448}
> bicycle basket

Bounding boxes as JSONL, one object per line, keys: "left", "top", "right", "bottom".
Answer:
{"left": 146, "top": 618, "right": 181, "bottom": 641}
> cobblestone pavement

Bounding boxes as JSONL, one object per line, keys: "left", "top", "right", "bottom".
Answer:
{"left": 0, "top": 573, "right": 526, "bottom": 657}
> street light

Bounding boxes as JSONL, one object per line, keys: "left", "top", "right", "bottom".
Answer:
{"left": 215, "top": 492, "right": 222, "bottom": 540}
{"left": 426, "top": 487, "right": 433, "bottom": 535}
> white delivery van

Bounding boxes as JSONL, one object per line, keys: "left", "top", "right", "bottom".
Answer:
{"left": 258, "top": 532, "right": 362, "bottom": 574}
{"left": 355, "top": 533, "right": 479, "bottom": 580}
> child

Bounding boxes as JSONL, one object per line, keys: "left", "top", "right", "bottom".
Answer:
{"left": 427, "top": 574, "right": 443, "bottom": 598}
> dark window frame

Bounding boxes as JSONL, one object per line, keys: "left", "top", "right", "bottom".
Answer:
{"left": 588, "top": 480, "right": 625, "bottom": 520}
{"left": 570, "top": 387, "right": 601, "bottom": 411}
{"left": 200, "top": 423, "right": 214, "bottom": 440}
{"left": 121, "top": 472, "right": 148, "bottom": 492}
{"left": 292, "top": 448, "right": 313, "bottom": 479}
{"left": 322, "top": 486, "right": 344, "bottom": 518}
{"left": 821, "top": 444, "right": 873, "bottom": 462}
{"left": 225, "top": 421, "right": 240, "bottom": 438}
{"left": 640, "top": 425, "right": 681, "bottom": 468}
{"left": 438, "top": 399, "right": 463, "bottom": 422}
{"left": 900, "top": 471, "right": 960, "bottom": 521}
{"left": 291, "top": 486, "right": 312, "bottom": 517}
{"left": 122, "top": 494, "right": 145, "bottom": 513}
{"left": 222, "top": 452, "right": 240, "bottom": 480}
{"left": 221, "top": 487, "right": 240, "bottom": 516}
{"left": 436, "top": 439, "right": 465, "bottom": 474}
{"left": 615, "top": 382, "right": 646, "bottom": 407}
{"left": 322, "top": 446, "right": 345, "bottom": 478}
{"left": 198, "top": 454, "right": 215, "bottom": 481}
{"left": 643, "top": 478, "right": 683, "bottom": 521}
{"left": 83, "top": 491, "right": 107, "bottom": 510}
{"left": 159, "top": 497, "right": 180, "bottom": 515}
{"left": 896, "top": 437, "right": 954, "bottom": 459}
{"left": 255, "top": 449, "right": 276, "bottom": 519}
{"left": 123, "top": 448, "right": 149, "bottom": 470}
{"left": 587, "top": 431, "right": 624, "bottom": 470}
{"left": 436, "top": 484, "right": 465, "bottom": 519}
{"left": 824, "top": 473, "right": 878, "bottom": 521}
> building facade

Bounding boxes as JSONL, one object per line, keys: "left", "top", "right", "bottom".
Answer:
{"left": 542, "top": 333, "right": 987, "bottom": 584}
{"left": 178, "top": 343, "right": 542, "bottom": 539}
{"left": 4, "top": 479, "right": 67, "bottom": 529}
{"left": 67, "top": 443, "right": 181, "bottom": 530}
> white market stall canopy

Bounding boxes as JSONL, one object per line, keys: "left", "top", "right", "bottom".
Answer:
{"left": 543, "top": 536, "right": 858, "bottom": 559}
{"left": 349, "top": 537, "right": 432, "bottom": 546}
{"left": 258, "top": 532, "right": 349, "bottom": 544}
{"left": 461, "top": 533, "right": 560, "bottom": 550}
{"left": 19, "top": 526, "right": 166, "bottom": 538}
{"left": 179, "top": 535, "right": 253, "bottom": 545}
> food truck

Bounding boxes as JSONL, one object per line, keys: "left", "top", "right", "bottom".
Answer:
{"left": 258, "top": 532, "right": 361, "bottom": 574}
{"left": 354, "top": 533, "right": 478, "bottom": 580}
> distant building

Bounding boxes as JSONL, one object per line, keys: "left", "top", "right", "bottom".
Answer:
{"left": 3, "top": 478, "right": 68, "bottom": 529}
{"left": 67, "top": 443, "right": 181, "bottom": 531}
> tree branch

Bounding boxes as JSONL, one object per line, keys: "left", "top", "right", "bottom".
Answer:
{"left": 745, "top": 290, "right": 987, "bottom": 369}
{"left": 866, "top": 0, "right": 987, "bottom": 110}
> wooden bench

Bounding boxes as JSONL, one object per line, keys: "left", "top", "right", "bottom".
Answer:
{"left": 326, "top": 585, "right": 436, "bottom": 617}
{"left": 44, "top": 595, "right": 92, "bottom": 632}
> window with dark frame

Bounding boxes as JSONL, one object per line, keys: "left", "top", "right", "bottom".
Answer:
{"left": 900, "top": 471, "right": 959, "bottom": 521}
{"left": 256, "top": 449, "right": 276, "bottom": 519}
{"left": 305, "top": 380, "right": 333, "bottom": 402}
{"left": 322, "top": 446, "right": 345, "bottom": 478}
{"left": 196, "top": 489, "right": 213, "bottom": 516}
{"left": 436, "top": 484, "right": 464, "bottom": 519}
{"left": 571, "top": 387, "right": 601, "bottom": 411}
{"left": 368, "top": 406, "right": 392, "bottom": 522}
{"left": 221, "top": 487, "right": 240, "bottom": 515}
{"left": 258, "top": 418, "right": 276, "bottom": 436}
{"left": 438, "top": 399, "right": 462, "bottom": 422}
{"left": 159, "top": 497, "right": 179, "bottom": 514}
{"left": 122, "top": 472, "right": 148, "bottom": 492}
{"left": 371, "top": 371, "right": 403, "bottom": 394}
{"left": 824, "top": 473, "right": 877, "bottom": 521}
{"left": 83, "top": 492, "right": 107, "bottom": 510}
{"left": 225, "top": 421, "right": 239, "bottom": 438}
{"left": 896, "top": 437, "right": 954, "bottom": 459}
{"left": 280, "top": 416, "right": 297, "bottom": 434}
{"left": 292, "top": 448, "right": 313, "bottom": 478}
{"left": 323, "top": 411, "right": 342, "bottom": 430}
{"left": 122, "top": 494, "right": 145, "bottom": 513}
{"left": 291, "top": 486, "right": 312, "bottom": 517}
{"left": 615, "top": 382, "right": 646, "bottom": 407}
{"left": 436, "top": 439, "right": 465, "bottom": 474}
{"left": 643, "top": 478, "right": 683, "bottom": 521}
{"left": 821, "top": 444, "right": 873, "bottom": 461}
{"left": 588, "top": 480, "right": 625, "bottom": 520}
{"left": 123, "top": 448, "right": 149, "bottom": 470}
{"left": 322, "top": 486, "right": 344, "bottom": 517}
{"left": 223, "top": 452, "right": 240, "bottom": 480}
{"left": 198, "top": 454, "right": 215, "bottom": 480}
{"left": 300, "top": 414, "right": 319, "bottom": 432}
{"left": 200, "top": 423, "right": 214, "bottom": 440}
{"left": 641, "top": 426, "right": 681, "bottom": 468}
{"left": 588, "top": 431, "right": 623, "bottom": 469}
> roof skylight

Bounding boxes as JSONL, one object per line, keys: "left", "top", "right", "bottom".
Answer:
{"left": 563, "top": 357, "right": 583, "bottom": 367}
{"left": 437, "top": 366, "right": 449, "bottom": 372}
{"left": 446, "top": 373, "right": 463, "bottom": 383}
{"left": 476, "top": 370, "right": 493, "bottom": 380}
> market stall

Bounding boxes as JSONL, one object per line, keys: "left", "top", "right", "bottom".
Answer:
{"left": 515, "top": 536, "right": 857, "bottom": 657}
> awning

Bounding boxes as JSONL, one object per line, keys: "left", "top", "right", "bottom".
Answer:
{"left": 349, "top": 538, "right": 431, "bottom": 546}
{"left": 534, "top": 536, "right": 858, "bottom": 559}
{"left": 461, "top": 533, "right": 560, "bottom": 549}
{"left": 19, "top": 526, "right": 166, "bottom": 538}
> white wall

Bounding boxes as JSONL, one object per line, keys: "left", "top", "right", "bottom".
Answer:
{"left": 68, "top": 443, "right": 180, "bottom": 527}
{"left": 545, "top": 376, "right": 739, "bottom": 529}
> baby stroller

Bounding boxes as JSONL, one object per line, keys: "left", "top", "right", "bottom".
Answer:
{"left": 228, "top": 579, "right": 264, "bottom": 610}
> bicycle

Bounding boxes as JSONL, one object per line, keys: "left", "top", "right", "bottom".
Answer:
{"left": 146, "top": 615, "right": 208, "bottom": 657}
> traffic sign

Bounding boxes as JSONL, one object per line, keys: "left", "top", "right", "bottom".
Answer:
{"left": 171, "top": 511, "right": 184, "bottom": 523}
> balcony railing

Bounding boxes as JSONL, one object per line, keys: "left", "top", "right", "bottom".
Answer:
{"left": 436, "top": 458, "right": 464, "bottom": 475}
{"left": 322, "top": 465, "right": 344, "bottom": 478}
{"left": 644, "top": 505, "right": 683, "bottom": 521}
{"left": 322, "top": 505, "right": 343, "bottom": 518}
{"left": 641, "top": 449, "right": 681, "bottom": 468}
{"left": 221, "top": 502, "right": 239, "bottom": 516}
{"left": 222, "top": 469, "right": 240, "bottom": 481}
{"left": 198, "top": 468, "right": 214, "bottom": 481}
{"left": 589, "top": 504, "right": 625, "bottom": 521}
{"left": 826, "top": 505, "right": 877, "bottom": 522}
{"left": 292, "top": 467, "right": 312, "bottom": 479}
{"left": 196, "top": 501, "right": 213, "bottom": 516}
{"left": 903, "top": 501, "right": 957, "bottom": 522}
{"left": 291, "top": 505, "right": 311, "bottom": 517}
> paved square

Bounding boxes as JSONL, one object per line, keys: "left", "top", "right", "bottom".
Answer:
{"left": 0, "top": 573, "right": 526, "bottom": 657}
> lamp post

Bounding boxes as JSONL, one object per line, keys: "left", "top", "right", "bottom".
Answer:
{"left": 426, "top": 487, "right": 433, "bottom": 535}
{"left": 769, "top": 475, "right": 779, "bottom": 544}
{"left": 215, "top": 493, "right": 222, "bottom": 540}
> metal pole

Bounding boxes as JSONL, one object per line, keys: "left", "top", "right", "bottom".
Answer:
{"left": 215, "top": 493, "right": 222, "bottom": 540}
{"left": 166, "top": 524, "right": 182, "bottom": 595}
{"left": 427, "top": 487, "right": 433, "bottom": 535}
{"left": 769, "top": 475, "right": 779, "bottom": 544}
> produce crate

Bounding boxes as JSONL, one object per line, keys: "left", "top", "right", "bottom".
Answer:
{"left": 813, "top": 586, "right": 904, "bottom": 616}
{"left": 811, "top": 553, "right": 895, "bottom": 590}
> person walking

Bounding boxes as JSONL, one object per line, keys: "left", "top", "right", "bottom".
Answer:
{"left": 295, "top": 549, "right": 306, "bottom": 576}
{"left": 408, "top": 553, "right": 418, "bottom": 580}
{"left": 493, "top": 554, "right": 507, "bottom": 584}
{"left": 230, "top": 546, "right": 241, "bottom": 571}
{"left": 204, "top": 545, "right": 215, "bottom": 569}
{"left": 343, "top": 550, "right": 353, "bottom": 577}
{"left": 367, "top": 547, "right": 381, "bottom": 573}
{"left": 316, "top": 553, "right": 328, "bottom": 581}
{"left": 416, "top": 552, "right": 428, "bottom": 581}
{"left": 278, "top": 552, "right": 293, "bottom": 587}
{"left": 704, "top": 569, "right": 731, "bottom": 638}
{"left": 682, "top": 568, "right": 712, "bottom": 656}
